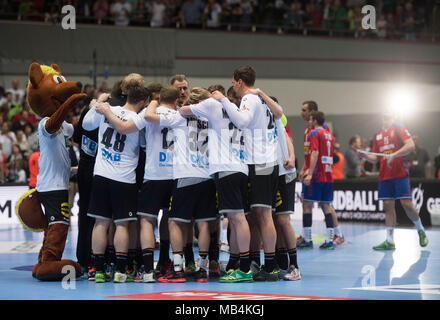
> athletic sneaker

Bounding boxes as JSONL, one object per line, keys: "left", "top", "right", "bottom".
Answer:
{"left": 277, "top": 269, "right": 288, "bottom": 280}
{"left": 253, "top": 267, "right": 280, "bottom": 282}
{"left": 94, "top": 271, "right": 108, "bottom": 283}
{"left": 373, "top": 240, "right": 395, "bottom": 251}
{"left": 193, "top": 268, "right": 208, "bottom": 283}
{"left": 418, "top": 230, "right": 428, "bottom": 247}
{"left": 185, "top": 262, "right": 197, "bottom": 277}
{"left": 209, "top": 260, "right": 221, "bottom": 278}
{"left": 113, "top": 270, "right": 134, "bottom": 283}
{"left": 283, "top": 265, "right": 302, "bottom": 281}
{"left": 249, "top": 260, "right": 260, "bottom": 274}
{"left": 88, "top": 267, "right": 96, "bottom": 281}
{"left": 157, "top": 270, "right": 186, "bottom": 283}
{"left": 297, "top": 240, "right": 314, "bottom": 249}
{"left": 139, "top": 270, "right": 156, "bottom": 283}
{"left": 219, "top": 269, "right": 253, "bottom": 283}
{"left": 105, "top": 263, "right": 115, "bottom": 281}
{"left": 333, "top": 235, "right": 345, "bottom": 246}
{"left": 319, "top": 241, "right": 335, "bottom": 250}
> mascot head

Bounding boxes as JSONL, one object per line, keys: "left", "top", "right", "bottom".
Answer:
{"left": 27, "top": 62, "right": 83, "bottom": 117}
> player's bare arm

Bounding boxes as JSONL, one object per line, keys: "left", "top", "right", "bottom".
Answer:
{"left": 178, "top": 105, "right": 194, "bottom": 117}
{"left": 96, "top": 102, "right": 138, "bottom": 134}
{"left": 249, "top": 88, "right": 283, "bottom": 120}
{"left": 144, "top": 100, "right": 160, "bottom": 124}
{"left": 284, "top": 133, "right": 295, "bottom": 170}
{"left": 305, "top": 150, "right": 319, "bottom": 185}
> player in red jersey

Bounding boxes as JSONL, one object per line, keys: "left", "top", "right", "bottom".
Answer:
{"left": 297, "top": 101, "right": 344, "bottom": 249}
{"left": 303, "top": 111, "right": 336, "bottom": 250}
{"left": 359, "top": 109, "right": 428, "bottom": 250}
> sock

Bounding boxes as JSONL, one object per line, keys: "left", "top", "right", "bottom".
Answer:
{"left": 172, "top": 251, "right": 184, "bottom": 272}
{"left": 239, "top": 251, "right": 250, "bottom": 273}
{"left": 250, "top": 251, "right": 261, "bottom": 267}
{"left": 159, "top": 240, "right": 170, "bottom": 265}
{"left": 105, "top": 245, "right": 115, "bottom": 265}
{"left": 226, "top": 253, "right": 239, "bottom": 271}
{"left": 92, "top": 253, "right": 105, "bottom": 272}
{"left": 127, "top": 249, "right": 137, "bottom": 271}
{"left": 386, "top": 228, "right": 394, "bottom": 244}
{"left": 324, "top": 213, "right": 334, "bottom": 243}
{"left": 184, "top": 243, "right": 195, "bottom": 266}
{"left": 334, "top": 226, "right": 343, "bottom": 237}
{"left": 264, "top": 252, "right": 277, "bottom": 272}
{"left": 413, "top": 218, "right": 424, "bottom": 231}
{"left": 208, "top": 232, "right": 219, "bottom": 261}
{"left": 303, "top": 227, "right": 312, "bottom": 242}
{"left": 142, "top": 248, "right": 154, "bottom": 272}
{"left": 115, "top": 252, "right": 128, "bottom": 273}
{"left": 275, "top": 248, "right": 288, "bottom": 270}
{"left": 135, "top": 248, "right": 143, "bottom": 269}
{"left": 288, "top": 248, "right": 298, "bottom": 268}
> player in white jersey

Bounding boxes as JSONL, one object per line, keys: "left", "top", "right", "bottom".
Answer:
{"left": 179, "top": 87, "right": 253, "bottom": 283}
{"left": 83, "top": 86, "right": 149, "bottom": 283}
{"left": 211, "top": 66, "right": 284, "bottom": 281}
{"left": 270, "top": 98, "right": 301, "bottom": 281}
{"left": 142, "top": 89, "right": 218, "bottom": 283}
{"left": 95, "top": 85, "right": 181, "bottom": 283}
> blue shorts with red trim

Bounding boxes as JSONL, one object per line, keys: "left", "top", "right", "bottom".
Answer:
{"left": 378, "top": 177, "right": 411, "bottom": 200}
{"left": 302, "top": 181, "right": 334, "bottom": 203}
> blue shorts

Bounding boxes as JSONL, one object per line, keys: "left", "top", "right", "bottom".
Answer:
{"left": 302, "top": 181, "right": 334, "bottom": 203}
{"left": 378, "top": 177, "right": 411, "bottom": 200}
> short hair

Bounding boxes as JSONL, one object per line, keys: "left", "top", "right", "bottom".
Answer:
{"left": 127, "top": 86, "right": 150, "bottom": 104}
{"left": 187, "top": 87, "right": 211, "bottom": 105}
{"left": 227, "top": 86, "right": 235, "bottom": 96}
{"left": 121, "top": 73, "right": 145, "bottom": 93}
{"left": 207, "top": 84, "right": 226, "bottom": 95}
{"left": 233, "top": 66, "right": 256, "bottom": 86}
{"left": 349, "top": 135, "right": 360, "bottom": 146}
{"left": 303, "top": 100, "right": 318, "bottom": 112}
{"left": 146, "top": 82, "right": 163, "bottom": 94}
{"left": 269, "top": 96, "right": 278, "bottom": 103}
{"left": 159, "top": 85, "right": 180, "bottom": 104}
{"left": 310, "top": 111, "right": 325, "bottom": 126}
{"left": 111, "top": 80, "right": 123, "bottom": 98}
{"left": 170, "top": 74, "right": 188, "bottom": 85}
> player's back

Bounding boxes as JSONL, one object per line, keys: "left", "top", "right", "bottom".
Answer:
{"left": 94, "top": 106, "right": 140, "bottom": 184}
{"left": 310, "top": 127, "right": 334, "bottom": 183}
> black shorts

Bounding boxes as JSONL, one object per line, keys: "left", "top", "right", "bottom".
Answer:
{"left": 137, "top": 179, "right": 175, "bottom": 219}
{"left": 38, "top": 190, "right": 70, "bottom": 225}
{"left": 213, "top": 172, "right": 248, "bottom": 216}
{"left": 273, "top": 173, "right": 296, "bottom": 215}
{"left": 87, "top": 175, "right": 138, "bottom": 223}
{"left": 248, "top": 164, "right": 279, "bottom": 210}
{"left": 169, "top": 178, "right": 218, "bottom": 223}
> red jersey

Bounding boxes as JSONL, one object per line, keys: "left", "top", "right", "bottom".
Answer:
{"left": 310, "top": 127, "right": 334, "bottom": 183}
{"left": 304, "top": 123, "right": 329, "bottom": 170}
{"left": 371, "top": 124, "right": 411, "bottom": 181}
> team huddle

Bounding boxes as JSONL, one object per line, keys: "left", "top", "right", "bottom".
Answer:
{"left": 41, "top": 65, "right": 428, "bottom": 284}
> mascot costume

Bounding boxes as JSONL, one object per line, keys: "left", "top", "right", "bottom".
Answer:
{"left": 16, "top": 62, "right": 86, "bottom": 281}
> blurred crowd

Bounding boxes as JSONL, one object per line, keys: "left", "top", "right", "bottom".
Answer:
{"left": 1, "top": 78, "right": 439, "bottom": 185}
{"left": 1, "top": 0, "right": 439, "bottom": 41}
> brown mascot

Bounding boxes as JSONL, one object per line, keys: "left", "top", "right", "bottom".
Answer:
{"left": 16, "top": 62, "right": 86, "bottom": 281}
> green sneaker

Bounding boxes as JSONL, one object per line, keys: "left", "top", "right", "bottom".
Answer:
{"left": 219, "top": 269, "right": 253, "bottom": 283}
{"left": 319, "top": 241, "right": 335, "bottom": 250}
{"left": 94, "top": 271, "right": 107, "bottom": 283}
{"left": 253, "top": 268, "right": 279, "bottom": 282}
{"left": 185, "top": 262, "right": 197, "bottom": 277}
{"left": 125, "top": 271, "right": 134, "bottom": 283}
{"left": 418, "top": 230, "right": 428, "bottom": 247}
{"left": 373, "top": 240, "right": 395, "bottom": 251}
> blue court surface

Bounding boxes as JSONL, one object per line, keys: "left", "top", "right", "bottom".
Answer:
{"left": 0, "top": 221, "right": 438, "bottom": 301}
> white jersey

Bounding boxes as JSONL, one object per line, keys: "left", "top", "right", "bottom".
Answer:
{"left": 137, "top": 106, "right": 177, "bottom": 180}
{"left": 276, "top": 118, "right": 296, "bottom": 177}
{"left": 221, "top": 93, "right": 278, "bottom": 165}
{"left": 36, "top": 118, "right": 73, "bottom": 192}
{"left": 190, "top": 98, "right": 248, "bottom": 176}
{"left": 83, "top": 105, "right": 141, "bottom": 184}
{"left": 159, "top": 112, "right": 210, "bottom": 179}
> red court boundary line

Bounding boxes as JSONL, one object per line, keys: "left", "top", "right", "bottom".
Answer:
{"left": 175, "top": 56, "right": 440, "bottom": 66}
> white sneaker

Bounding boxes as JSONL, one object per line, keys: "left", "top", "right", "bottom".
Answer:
{"left": 142, "top": 270, "right": 156, "bottom": 283}
{"left": 283, "top": 266, "right": 301, "bottom": 281}
{"left": 113, "top": 271, "right": 127, "bottom": 283}
{"left": 196, "top": 256, "right": 209, "bottom": 272}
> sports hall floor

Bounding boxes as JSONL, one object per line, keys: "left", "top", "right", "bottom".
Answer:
{"left": 0, "top": 220, "right": 439, "bottom": 300}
